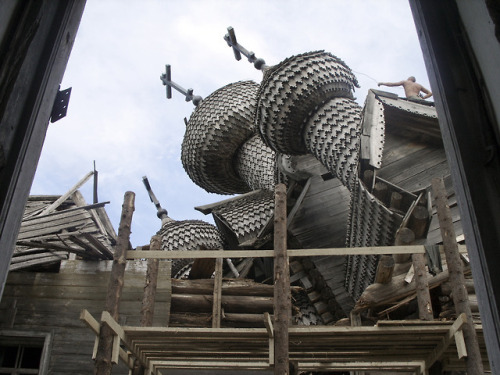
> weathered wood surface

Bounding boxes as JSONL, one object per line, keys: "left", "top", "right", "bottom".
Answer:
{"left": 432, "top": 178, "right": 483, "bottom": 375}
{"left": 140, "top": 235, "right": 161, "bottom": 327}
{"left": 13, "top": 192, "right": 116, "bottom": 271}
{"left": 81, "top": 309, "right": 488, "bottom": 374}
{"left": 274, "top": 183, "right": 290, "bottom": 375}
{"left": 288, "top": 174, "right": 350, "bottom": 248}
{"left": 412, "top": 253, "right": 433, "bottom": 320}
{"left": 0, "top": 260, "right": 171, "bottom": 375}
{"left": 95, "top": 192, "right": 135, "bottom": 375}
{"left": 354, "top": 268, "right": 452, "bottom": 312}
{"left": 374, "top": 255, "right": 395, "bottom": 284}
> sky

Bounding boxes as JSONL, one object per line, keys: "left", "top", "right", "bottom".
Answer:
{"left": 30, "top": 0, "right": 432, "bottom": 247}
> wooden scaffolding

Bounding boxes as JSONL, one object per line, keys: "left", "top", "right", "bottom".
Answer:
{"left": 82, "top": 181, "right": 488, "bottom": 375}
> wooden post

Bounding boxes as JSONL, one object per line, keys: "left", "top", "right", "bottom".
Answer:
{"left": 94, "top": 192, "right": 135, "bottom": 375}
{"left": 362, "top": 169, "right": 374, "bottom": 190}
{"left": 131, "top": 235, "right": 161, "bottom": 375}
{"left": 140, "top": 235, "right": 161, "bottom": 326}
{"left": 212, "top": 257, "right": 223, "bottom": 328}
{"left": 432, "top": 178, "right": 484, "bottom": 375}
{"left": 373, "top": 181, "right": 389, "bottom": 205}
{"left": 390, "top": 191, "right": 403, "bottom": 211}
{"left": 274, "top": 183, "right": 290, "bottom": 375}
{"left": 412, "top": 252, "right": 433, "bottom": 320}
{"left": 374, "top": 255, "right": 395, "bottom": 284}
{"left": 409, "top": 205, "right": 430, "bottom": 238}
{"left": 393, "top": 228, "right": 415, "bottom": 277}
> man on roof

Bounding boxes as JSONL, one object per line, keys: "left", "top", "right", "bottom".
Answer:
{"left": 378, "top": 76, "right": 432, "bottom": 101}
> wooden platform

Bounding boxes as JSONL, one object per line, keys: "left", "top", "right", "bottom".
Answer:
{"left": 81, "top": 310, "right": 488, "bottom": 374}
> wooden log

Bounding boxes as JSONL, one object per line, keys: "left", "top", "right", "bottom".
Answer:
{"left": 170, "top": 278, "right": 297, "bottom": 296}
{"left": 432, "top": 178, "right": 483, "bottom": 375}
{"left": 169, "top": 313, "right": 212, "bottom": 327}
{"left": 169, "top": 312, "right": 274, "bottom": 328}
{"left": 223, "top": 312, "right": 271, "bottom": 325}
{"left": 390, "top": 191, "right": 403, "bottom": 211}
{"left": 441, "top": 279, "right": 475, "bottom": 295}
{"left": 393, "top": 228, "right": 415, "bottom": 263}
{"left": 362, "top": 169, "right": 374, "bottom": 190}
{"left": 170, "top": 294, "right": 273, "bottom": 314}
{"left": 373, "top": 181, "right": 388, "bottom": 205}
{"left": 393, "top": 259, "right": 412, "bottom": 277}
{"left": 274, "top": 183, "right": 290, "bottom": 375}
{"left": 95, "top": 192, "right": 135, "bottom": 375}
{"left": 354, "top": 268, "right": 451, "bottom": 312}
{"left": 374, "top": 255, "right": 395, "bottom": 284}
{"left": 412, "top": 253, "right": 433, "bottom": 320}
{"left": 140, "top": 235, "right": 160, "bottom": 327}
{"left": 408, "top": 205, "right": 430, "bottom": 239}
{"left": 190, "top": 244, "right": 215, "bottom": 279}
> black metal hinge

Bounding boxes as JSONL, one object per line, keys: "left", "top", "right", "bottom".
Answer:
{"left": 50, "top": 87, "right": 72, "bottom": 123}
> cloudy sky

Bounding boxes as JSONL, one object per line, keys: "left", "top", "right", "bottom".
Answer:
{"left": 30, "top": 0, "right": 432, "bottom": 247}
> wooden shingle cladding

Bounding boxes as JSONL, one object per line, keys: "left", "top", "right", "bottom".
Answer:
{"left": 0, "top": 260, "right": 171, "bottom": 375}
{"left": 11, "top": 192, "right": 117, "bottom": 271}
{"left": 344, "top": 91, "right": 461, "bottom": 303}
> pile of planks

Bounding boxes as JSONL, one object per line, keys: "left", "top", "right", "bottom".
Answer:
{"left": 12, "top": 172, "right": 117, "bottom": 271}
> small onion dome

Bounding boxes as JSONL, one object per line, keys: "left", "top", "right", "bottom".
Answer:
{"left": 159, "top": 219, "right": 225, "bottom": 279}
{"left": 256, "top": 51, "right": 359, "bottom": 155}
{"left": 181, "top": 81, "right": 260, "bottom": 195}
{"left": 303, "top": 97, "right": 362, "bottom": 191}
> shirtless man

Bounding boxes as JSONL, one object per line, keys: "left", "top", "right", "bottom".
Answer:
{"left": 378, "top": 76, "right": 432, "bottom": 101}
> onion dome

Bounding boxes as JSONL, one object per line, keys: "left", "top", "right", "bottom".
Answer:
{"left": 256, "top": 51, "right": 359, "bottom": 155}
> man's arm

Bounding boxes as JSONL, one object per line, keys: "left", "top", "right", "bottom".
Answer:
{"left": 378, "top": 81, "right": 404, "bottom": 87}
{"left": 420, "top": 85, "right": 433, "bottom": 99}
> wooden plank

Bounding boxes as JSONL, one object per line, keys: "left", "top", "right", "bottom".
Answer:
{"left": 126, "top": 245, "right": 467, "bottom": 259}
{"left": 273, "top": 183, "right": 290, "bottom": 375}
{"left": 212, "top": 258, "right": 223, "bottom": 328}
{"left": 81, "top": 232, "right": 113, "bottom": 259}
{"left": 287, "top": 177, "right": 312, "bottom": 229}
{"left": 264, "top": 312, "right": 274, "bottom": 365}
{"left": 79, "top": 309, "right": 130, "bottom": 365}
{"left": 38, "top": 171, "right": 94, "bottom": 217}
{"left": 425, "top": 313, "right": 467, "bottom": 368}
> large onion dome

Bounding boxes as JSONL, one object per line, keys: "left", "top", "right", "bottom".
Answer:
{"left": 181, "top": 81, "right": 260, "bottom": 195}
{"left": 256, "top": 51, "right": 359, "bottom": 155}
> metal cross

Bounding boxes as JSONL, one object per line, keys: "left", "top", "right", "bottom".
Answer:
{"left": 223, "top": 26, "right": 267, "bottom": 70}
{"left": 160, "top": 65, "right": 203, "bottom": 106}
{"left": 142, "top": 176, "right": 170, "bottom": 222}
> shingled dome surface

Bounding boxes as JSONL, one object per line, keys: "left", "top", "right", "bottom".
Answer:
{"left": 181, "top": 81, "right": 259, "bottom": 195}
{"left": 256, "top": 51, "right": 359, "bottom": 155}
{"left": 159, "top": 219, "right": 224, "bottom": 278}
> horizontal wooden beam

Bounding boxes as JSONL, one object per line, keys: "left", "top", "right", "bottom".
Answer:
{"left": 298, "top": 360, "right": 425, "bottom": 372}
{"left": 126, "top": 245, "right": 467, "bottom": 260}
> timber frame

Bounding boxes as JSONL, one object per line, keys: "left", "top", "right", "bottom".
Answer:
{"left": 81, "top": 308, "right": 480, "bottom": 374}
{"left": 82, "top": 184, "right": 488, "bottom": 375}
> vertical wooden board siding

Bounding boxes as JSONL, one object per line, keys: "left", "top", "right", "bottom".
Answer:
{"left": 288, "top": 176, "right": 350, "bottom": 248}
{"left": 0, "top": 260, "right": 171, "bottom": 374}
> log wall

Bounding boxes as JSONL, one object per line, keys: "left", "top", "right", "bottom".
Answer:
{"left": 0, "top": 260, "right": 171, "bottom": 375}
